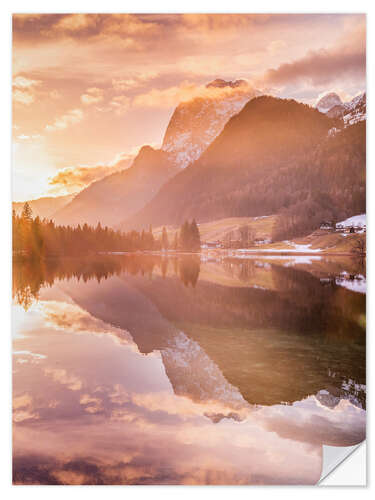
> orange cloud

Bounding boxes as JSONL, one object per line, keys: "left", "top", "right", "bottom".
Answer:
{"left": 44, "top": 367, "right": 83, "bottom": 391}
{"left": 109, "top": 95, "right": 130, "bottom": 115}
{"left": 13, "top": 14, "right": 161, "bottom": 46}
{"left": 13, "top": 76, "right": 41, "bottom": 105}
{"left": 80, "top": 87, "right": 104, "bottom": 105}
{"left": 133, "top": 80, "right": 254, "bottom": 108}
{"left": 13, "top": 393, "right": 40, "bottom": 422}
{"left": 181, "top": 13, "right": 271, "bottom": 31}
{"left": 45, "top": 108, "right": 83, "bottom": 131}
{"left": 48, "top": 155, "right": 133, "bottom": 194}
{"left": 112, "top": 71, "right": 158, "bottom": 91}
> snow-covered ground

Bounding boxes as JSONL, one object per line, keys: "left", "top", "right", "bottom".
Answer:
{"left": 337, "top": 214, "right": 366, "bottom": 228}
{"left": 335, "top": 272, "right": 366, "bottom": 294}
{"left": 234, "top": 242, "right": 322, "bottom": 254}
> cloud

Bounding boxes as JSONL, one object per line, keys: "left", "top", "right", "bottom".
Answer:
{"left": 16, "top": 134, "right": 43, "bottom": 141}
{"left": 109, "top": 95, "right": 130, "bottom": 115}
{"left": 13, "top": 393, "right": 40, "bottom": 422}
{"left": 80, "top": 87, "right": 104, "bottom": 105}
{"left": 80, "top": 393, "right": 104, "bottom": 414}
{"left": 13, "top": 76, "right": 41, "bottom": 105}
{"left": 45, "top": 108, "right": 83, "bottom": 131}
{"left": 13, "top": 76, "right": 41, "bottom": 88}
{"left": 13, "top": 90, "right": 35, "bottom": 105}
{"left": 112, "top": 71, "right": 158, "bottom": 91}
{"left": 44, "top": 367, "right": 83, "bottom": 391}
{"left": 133, "top": 80, "right": 254, "bottom": 108}
{"left": 48, "top": 154, "right": 133, "bottom": 193}
{"left": 180, "top": 13, "right": 272, "bottom": 32}
{"left": 13, "top": 14, "right": 161, "bottom": 46}
{"left": 261, "top": 26, "right": 366, "bottom": 88}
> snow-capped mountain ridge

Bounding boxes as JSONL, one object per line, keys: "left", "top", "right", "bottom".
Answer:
{"left": 316, "top": 92, "right": 343, "bottom": 113}
{"left": 162, "top": 79, "right": 256, "bottom": 169}
{"left": 316, "top": 91, "right": 366, "bottom": 125}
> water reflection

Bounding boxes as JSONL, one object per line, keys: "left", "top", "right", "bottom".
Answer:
{"left": 12, "top": 254, "right": 366, "bottom": 484}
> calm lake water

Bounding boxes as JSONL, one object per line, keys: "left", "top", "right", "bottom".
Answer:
{"left": 12, "top": 254, "right": 366, "bottom": 485}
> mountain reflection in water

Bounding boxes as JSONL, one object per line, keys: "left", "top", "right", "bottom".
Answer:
{"left": 12, "top": 254, "right": 366, "bottom": 485}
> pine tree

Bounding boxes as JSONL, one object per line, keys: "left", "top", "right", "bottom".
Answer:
{"left": 31, "top": 216, "right": 44, "bottom": 258}
{"left": 190, "top": 219, "right": 201, "bottom": 251}
{"left": 173, "top": 232, "right": 179, "bottom": 251}
{"left": 21, "top": 202, "right": 33, "bottom": 223}
{"left": 161, "top": 226, "right": 169, "bottom": 250}
{"left": 179, "top": 221, "right": 189, "bottom": 250}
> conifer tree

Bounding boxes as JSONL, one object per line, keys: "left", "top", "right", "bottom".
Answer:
{"left": 190, "top": 219, "right": 201, "bottom": 251}
{"left": 161, "top": 226, "right": 169, "bottom": 250}
{"left": 173, "top": 232, "right": 179, "bottom": 250}
{"left": 21, "top": 202, "right": 33, "bottom": 223}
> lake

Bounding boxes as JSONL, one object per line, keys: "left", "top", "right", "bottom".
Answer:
{"left": 12, "top": 253, "right": 366, "bottom": 485}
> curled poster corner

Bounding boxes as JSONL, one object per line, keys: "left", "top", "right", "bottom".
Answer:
{"left": 319, "top": 441, "right": 366, "bottom": 485}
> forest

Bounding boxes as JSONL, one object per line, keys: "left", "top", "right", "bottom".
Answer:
{"left": 12, "top": 203, "right": 201, "bottom": 258}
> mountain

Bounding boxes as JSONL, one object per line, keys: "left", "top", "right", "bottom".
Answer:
{"left": 53, "top": 79, "right": 255, "bottom": 228}
{"left": 162, "top": 79, "right": 255, "bottom": 169}
{"left": 122, "top": 96, "right": 366, "bottom": 239}
{"left": 54, "top": 146, "right": 177, "bottom": 227}
{"left": 340, "top": 92, "right": 366, "bottom": 125}
{"left": 318, "top": 92, "right": 366, "bottom": 126}
{"left": 12, "top": 194, "right": 75, "bottom": 219}
{"left": 316, "top": 92, "right": 342, "bottom": 113}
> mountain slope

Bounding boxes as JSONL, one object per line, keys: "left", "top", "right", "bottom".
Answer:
{"left": 53, "top": 79, "right": 254, "bottom": 228}
{"left": 162, "top": 79, "right": 255, "bottom": 168}
{"left": 12, "top": 194, "right": 75, "bottom": 219}
{"left": 123, "top": 95, "right": 363, "bottom": 233}
{"left": 54, "top": 146, "right": 177, "bottom": 227}
{"left": 317, "top": 92, "right": 366, "bottom": 126}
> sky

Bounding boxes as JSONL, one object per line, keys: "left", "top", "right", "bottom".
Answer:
{"left": 12, "top": 13, "right": 366, "bottom": 201}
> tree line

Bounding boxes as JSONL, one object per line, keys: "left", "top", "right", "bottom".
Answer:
{"left": 12, "top": 203, "right": 201, "bottom": 258}
{"left": 160, "top": 219, "right": 201, "bottom": 252}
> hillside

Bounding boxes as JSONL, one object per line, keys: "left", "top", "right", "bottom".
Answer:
{"left": 12, "top": 194, "right": 75, "bottom": 219}
{"left": 153, "top": 215, "right": 276, "bottom": 244}
{"left": 53, "top": 146, "right": 177, "bottom": 227}
{"left": 122, "top": 96, "right": 365, "bottom": 238}
{"left": 51, "top": 80, "right": 256, "bottom": 228}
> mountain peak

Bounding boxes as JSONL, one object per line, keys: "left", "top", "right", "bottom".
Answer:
{"left": 316, "top": 92, "right": 343, "bottom": 113}
{"left": 162, "top": 78, "right": 254, "bottom": 169}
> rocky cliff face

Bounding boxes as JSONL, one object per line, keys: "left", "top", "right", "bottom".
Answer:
{"left": 316, "top": 92, "right": 343, "bottom": 113}
{"left": 317, "top": 92, "right": 366, "bottom": 125}
{"left": 162, "top": 79, "right": 255, "bottom": 169}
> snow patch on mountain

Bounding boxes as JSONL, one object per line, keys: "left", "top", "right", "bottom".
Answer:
{"left": 337, "top": 213, "right": 366, "bottom": 228}
{"left": 161, "top": 330, "right": 251, "bottom": 422}
{"left": 162, "top": 80, "right": 256, "bottom": 169}
{"left": 317, "top": 92, "right": 366, "bottom": 126}
{"left": 316, "top": 92, "right": 343, "bottom": 113}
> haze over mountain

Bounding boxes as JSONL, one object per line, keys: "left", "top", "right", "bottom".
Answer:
{"left": 162, "top": 79, "right": 256, "bottom": 168}
{"left": 12, "top": 194, "right": 75, "bottom": 220}
{"left": 38, "top": 89, "right": 366, "bottom": 240}
{"left": 53, "top": 146, "right": 177, "bottom": 227}
{"left": 52, "top": 80, "right": 256, "bottom": 227}
{"left": 122, "top": 95, "right": 366, "bottom": 239}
